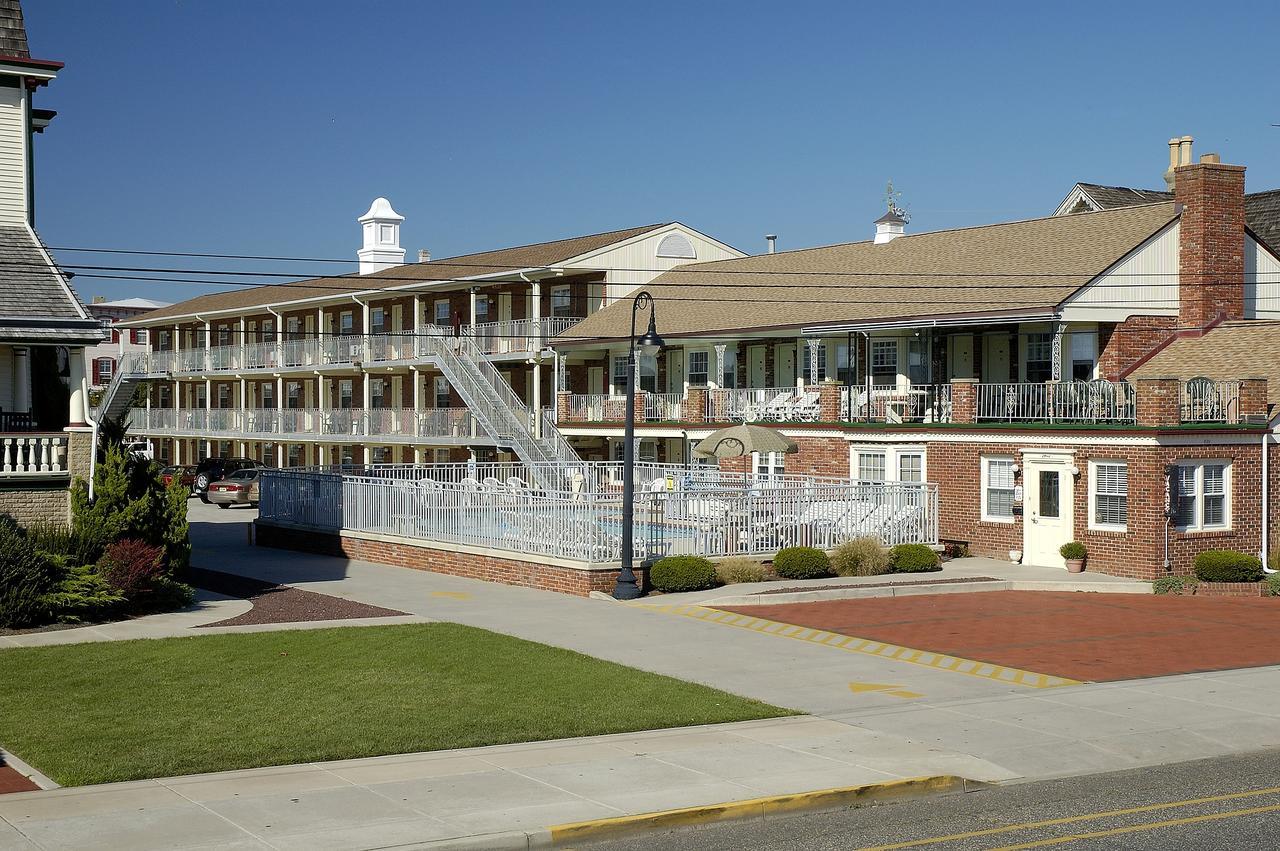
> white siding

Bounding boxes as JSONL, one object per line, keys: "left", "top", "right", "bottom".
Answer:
{"left": 0, "top": 344, "right": 14, "bottom": 411}
{"left": 1245, "top": 236, "right": 1280, "bottom": 319}
{"left": 567, "top": 226, "right": 742, "bottom": 305}
{"left": 1060, "top": 221, "right": 1179, "bottom": 321}
{"left": 0, "top": 86, "right": 26, "bottom": 225}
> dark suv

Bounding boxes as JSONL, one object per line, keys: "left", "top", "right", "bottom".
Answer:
{"left": 193, "top": 457, "right": 266, "bottom": 502}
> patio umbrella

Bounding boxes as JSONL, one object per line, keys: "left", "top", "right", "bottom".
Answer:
{"left": 693, "top": 424, "right": 798, "bottom": 484}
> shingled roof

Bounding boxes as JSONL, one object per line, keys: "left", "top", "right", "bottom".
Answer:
{"left": 1130, "top": 321, "right": 1280, "bottom": 409}
{"left": 133, "top": 223, "right": 668, "bottom": 323}
{"left": 560, "top": 203, "right": 1180, "bottom": 342}
{"left": 0, "top": 226, "right": 100, "bottom": 343}
{"left": 0, "top": 1, "right": 29, "bottom": 59}
{"left": 1064, "top": 181, "right": 1280, "bottom": 253}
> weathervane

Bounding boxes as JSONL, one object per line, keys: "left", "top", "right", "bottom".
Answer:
{"left": 884, "top": 180, "right": 910, "bottom": 223}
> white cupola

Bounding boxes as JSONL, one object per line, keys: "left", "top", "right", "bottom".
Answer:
{"left": 357, "top": 197, "right": 406, "bottom": 274}
{"left": 873, "top": 209, "right": 907, "bottom": 244}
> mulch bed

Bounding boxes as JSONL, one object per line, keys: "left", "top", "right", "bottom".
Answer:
{"left": 191, "top": 568, "right": 408, "bottom": 628}
{"left": 718, "top": 591, "right": 1280, "bottom": 682}
{"left": 0, "top": 763, "right": 39, "bottom": 794}
{"left": 756, "top": 576, "right": 1001, "bottom": 595}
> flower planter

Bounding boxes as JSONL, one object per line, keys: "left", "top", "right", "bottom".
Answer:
{"left": 1008, "top": 550, "right": 1022, "bottom": 564}
{"left": 1065, "top": 559, "right": 1085, "bottom": 574}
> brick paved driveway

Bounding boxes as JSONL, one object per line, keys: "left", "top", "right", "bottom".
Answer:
{"left": 719, "top": 591, "right": 1280, "bottom": 682}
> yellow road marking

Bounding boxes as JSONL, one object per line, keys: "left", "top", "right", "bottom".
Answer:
{"left": 987, "top": 802, "right": 1280, "bottom": 849}
{"left": 634, "top": 603, "right": 1079, "bottom": 689}
{"left": 429, "top": 591, "right": 471, "bottom": 600}
{"left": 853, "top": 784, "right": 1280, "bottom": 850}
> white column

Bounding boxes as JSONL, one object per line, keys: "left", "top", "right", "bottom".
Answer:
{"left": 532, "top": 363, "right": 542, "bottom": 437}
{"left": 68, "top": 347, "right": 87, "bottom": 426}
{"left": 12, "top": 346, "right": 29, "bottom": 413}
{"left": 469, "top": 287, "right": 479, "bottom": 330}
{"left": 530, "top": 280, "right": 542, "bottom": 351}
{"left": 203, "top": 320, "right": 212, "bottom": 370}
{"left": 714, "top": 343, "right": 727, "bottom": 390}
{"left": 1051, "top": 322, "right": 1066, "bottom": 382}
{"left": 239, "top": 317, "right": 247, "bottom": 368}
{"left": 805, "top": 338, "right": 821, "bottom": 388}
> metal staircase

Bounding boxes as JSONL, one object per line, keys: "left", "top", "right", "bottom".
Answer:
{"left": 93, "top": 352, "right": 158, "bottom": 424}
{"left": 420, "top": 333, "right": 579, "bottom": 491}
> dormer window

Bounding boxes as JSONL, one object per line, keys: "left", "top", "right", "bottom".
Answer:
{"left": 656, "top": 233, "right": 696, "bottom": 259}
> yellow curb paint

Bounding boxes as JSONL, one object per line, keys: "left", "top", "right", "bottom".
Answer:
{"left": 632, "top": 603, "right": 1080, "bottom": 690}
{"left": 548, "top": 775, "right": 977, "bottom": 846}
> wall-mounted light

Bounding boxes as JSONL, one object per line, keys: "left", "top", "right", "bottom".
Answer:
{"left": 1068, "top": 465, "right": 1080, "bottom": 476}
{"left": 1010, "top": 463, "right": 1021, "bottom": 473}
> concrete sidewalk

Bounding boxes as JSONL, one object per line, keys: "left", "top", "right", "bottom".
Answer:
{"left": 0, "top": 716, "right": 1009, "bottom": 851}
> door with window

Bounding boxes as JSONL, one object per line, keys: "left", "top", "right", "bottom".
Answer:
{"left": 1022, "top": 451, "right": 1074, "bottom": 568}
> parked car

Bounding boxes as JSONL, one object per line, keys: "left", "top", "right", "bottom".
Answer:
{"left": 125, "top": 440, "right": 154, "bottom": 461}
{"left": 159, "top": 464, "right": 198, "bottom": 492}
{"left": 205, "top": 468, "right": 263, "bottom": 509}
{"left": 193, "top": 457, "right": 265, "bottom": 502}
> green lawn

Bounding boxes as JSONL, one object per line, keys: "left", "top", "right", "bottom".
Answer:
{"left": 0, "top": 623, "right": 792, "bottom": 786}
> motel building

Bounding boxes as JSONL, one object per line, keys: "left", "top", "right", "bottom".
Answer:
{"left": 113, "top": 138, "right": 1280, "bottom": 591}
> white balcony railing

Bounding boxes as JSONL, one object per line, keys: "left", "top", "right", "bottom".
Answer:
{"left": 471, "top": 317, "right": 581, "bottom": 355}
{"left": 707, "top": 387, "right": 821, "bottom": 422}
{"left": 0, "top": 434, "right": 68, "bottom": 478}
{"left": 844, "top": 384, "right": 953, "bottom": 424}
{"left": 128, "top": 406, "right": 476, "bottom": 441}
{"left": 976, "top": 381, "right": 1135, "bottom": 423}
{"left": 1180, "top": 379, "right": 1241, "bottom": 423}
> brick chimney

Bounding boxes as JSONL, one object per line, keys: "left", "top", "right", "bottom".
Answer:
{"left": 1176, "top": 152, "right": 1246, "bottom": 328}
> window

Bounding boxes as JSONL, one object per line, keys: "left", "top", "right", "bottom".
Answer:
{"left": 639, "top": 354, "right": 657, "bottom": 393}
{"left": 261, "top": 383, "right": 275, "bottom": 409}
{"left": 434, "top": 299, "right": 450, "bottom": 326}
{"left": 836, "top": 342, "right": 853, "bottom": 384}
{"left": 339, "top": 379, "right": 353, "bottom": 409}
{"left": 1025, "top": 332, "right": 1053, "bottom": 383}
{"left": 898, "top": 452, "right": 923, "bottom": 483}
{"left": 473, "top": 296, "right": 490, "bottom": 323}
{"left": 370, "top": 377, "right": 385, "bottom": 409}
{"left": 286, "top": 381, "right": 301, "bottom": 409}
{"left": 158, "top": 330, "right": 171, "bottom": 350}
{"left": 158, "top": 385, "right": 171, "bottom": 407}
{"left": 688, "top": 351, "right": 709, "bottom": 387}
{"left": 656, "top": 233, "right": 697, "bottom": 259}
{"left": 286, "top": 316, "right": 301, "bottom": 340}
{"left": 95, "top": 357, "right": 115, "bottom": 384}
{"left": 982, "top": 457, "right": 1016, "bottom": 521}
{"left": 217, "top": 385, "right": 231, "bottom": 409}
{"left": 612, "top": 354, "right": 630, "bottom": 393}
{"left": 550, "top": 286, "right": 573, "bottom": 318}
{"left": 371, "top": 307, "right": 386, "bottom": 334}
{"left": 217, "top": 324, "right": 232, "bottom": 346}
{"left": 372, "top": 446, "right": 390, "bottom": 464}
{"left": 433, "top": 448, "right": 451, "bottom": 464}
{"left": 287, "top": 444, "right": 302, "bottom": 467}
{"left": 434, "top": 376, "right": 450, "bottom": 408}
{"left": 754, "top": 451, "right": 785, "bottom": 481}
{"left": 195, "top": 384, "right": 207, "bottom": 408}
{"left": 1172, "top": 461, "right": 1229, "bottom": 530}
{"left": 872, "top": 340, "right": 898, "bottom": 385}
{"left": 722, "top": 351, "right": 737, "bottom": 389}
{"left": 339, "top": 311, "right": 354, "bottom": 335}
{"left": 261, "top": 319, "right": 275, "bottom": 342}
{"left": 1071, "top": 332, "right": 1097, "bottom": 381}
{"left": 1090, "top": 461, "right": 1128, "bottom": 530}
{"left": 857, "top": 450, "right": 886, "bottom": 481}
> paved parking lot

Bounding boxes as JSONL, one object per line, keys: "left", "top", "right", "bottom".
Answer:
{"left": 719, "top": 591, "right": 1280, "bottom": 682}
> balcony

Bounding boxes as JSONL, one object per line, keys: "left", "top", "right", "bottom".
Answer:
{"left": 128, "top": 407, "right": 479, "bottom": 443}
{"left": 558, "top": 377, "right": 1260, "bottom": 429}
{"left": 0, "top": 434, "right": 69, "bottom": 479}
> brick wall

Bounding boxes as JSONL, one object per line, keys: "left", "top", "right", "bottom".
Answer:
{"left": 1100, "top": 316, "right": 1178, "bottom": 379}
{"left": 255, "top": 521, "right": 643, "bottom": 596}
{"left": 0, "top": 486, "right": 70, "bottom": 527}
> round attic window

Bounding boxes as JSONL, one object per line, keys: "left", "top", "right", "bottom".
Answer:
{"left": 656, "top": 233, "right": 696, "bottom": 259}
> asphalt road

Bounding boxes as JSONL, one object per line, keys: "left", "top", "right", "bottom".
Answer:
{"left": 581, "top": 748, "right": 1280, "bottom": 850}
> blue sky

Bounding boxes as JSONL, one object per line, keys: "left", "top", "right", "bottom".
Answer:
{"left": 23, "top": 0, "right": 1280, "bottom": 303}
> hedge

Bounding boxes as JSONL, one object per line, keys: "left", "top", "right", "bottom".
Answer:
{"left": 650, "top": 556, "right": 718, "bottom": 593}
{"left": 773, "top": 547, "right": 831, "bottom": 580}
{"left": 1193, "top": 550, "right": 1263, "bottom": 583}
{"left": 890, "top": 543, "right": 941, "bottom": 573}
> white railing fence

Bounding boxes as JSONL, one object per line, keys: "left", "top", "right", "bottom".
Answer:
{"left": 706, "top": 387, "right": 820, "bottom": 423}
{"left": 0, "top": 434, "right": 68, "bottom": 477}
{"left": 259, "top": 464, "right": 938, "bottom": 564}
{"left": 976, "top": 381, "right": 1135, "bottom": 423}
{"left": 844, "top": 384, "right": 953, "bottom": 424}
{"left": 127, "top": 406, "right": 476, "bottom": 441}
{"left": 1180, "top": 379, "right": 1240, "bottom": 423}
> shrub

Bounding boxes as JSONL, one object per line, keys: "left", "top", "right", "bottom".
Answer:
{"left": 831, "top": 537, "right": 892, "bottom": 577}
{"left": 1193, "top": 550, "right": 1264, "bottom": 583}
{"left": 773, "top": 547, "right": 831, "bottom": 580}
{"left": 97, "top": 539, "right": 167, "bottom": 599}
{"left": 650, "top": 556, "right": 718, "bottom": 593}
{"left": 0, "top": 516, "right": 64, "bottom": 628}
{"left": 890, "top": 544, "right": 942, "bottom": 573}
{"left": 714, "top": 557, "right": 767, "bottom": 585}
{"left": 1266, "top": 574, "right": 1280, "bottom": 598}
{"left": 24, "top": 522, "right": 100, "bottom": 566}
{"left": 1060, "top": 541, "right": 1087, "bottom": 561}
{"left": 1153, "top": 575, "right": 1199, "bottom": 596}
{"left": 38, "top": 565, "right": 127, "bottom": 624}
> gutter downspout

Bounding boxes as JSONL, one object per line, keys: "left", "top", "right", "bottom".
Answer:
{"left": 1265, "top": 428, "right": 1274, "bottom": 573}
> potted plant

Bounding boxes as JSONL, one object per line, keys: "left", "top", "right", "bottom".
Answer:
{"left": 1008, "top": 549, "right": 1022, "bottom": 564}
{"left": 1060, "top": 541, "right": 1087, "bottom": 573}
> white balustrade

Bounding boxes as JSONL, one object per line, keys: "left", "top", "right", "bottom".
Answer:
{"left": 976, "top": 381, "right": 1135, "bottom": 423}
{"left": 0, "top": 434, "right": 68, "bottom": 478}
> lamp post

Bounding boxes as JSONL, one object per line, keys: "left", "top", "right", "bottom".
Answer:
{"left": 614, "top": 291, "right": 664, "bottom": 600}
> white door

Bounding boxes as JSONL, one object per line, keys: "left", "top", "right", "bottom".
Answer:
{"left": 1022, "top": 452, "right": 1074, "bottom": 568}
{"left": 984, "top": 335, "right": 1011, "bottom": 383}
{"left": 588, "top": 367, "right": 604, "bottom": 396}
{"left": 776, "top": 345, "right": 796, "bottom": 387}
{"left": 951, "top": 335, "right": 974, "bottom": 379}
{"left": 497, "top": 293, "right": 513, "bottom": 353}
{"left": 748, "top": 345, "right": 766, "bottom": 387}
{"left": 667, "top": 350, "right": 684, "bottom": 394}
